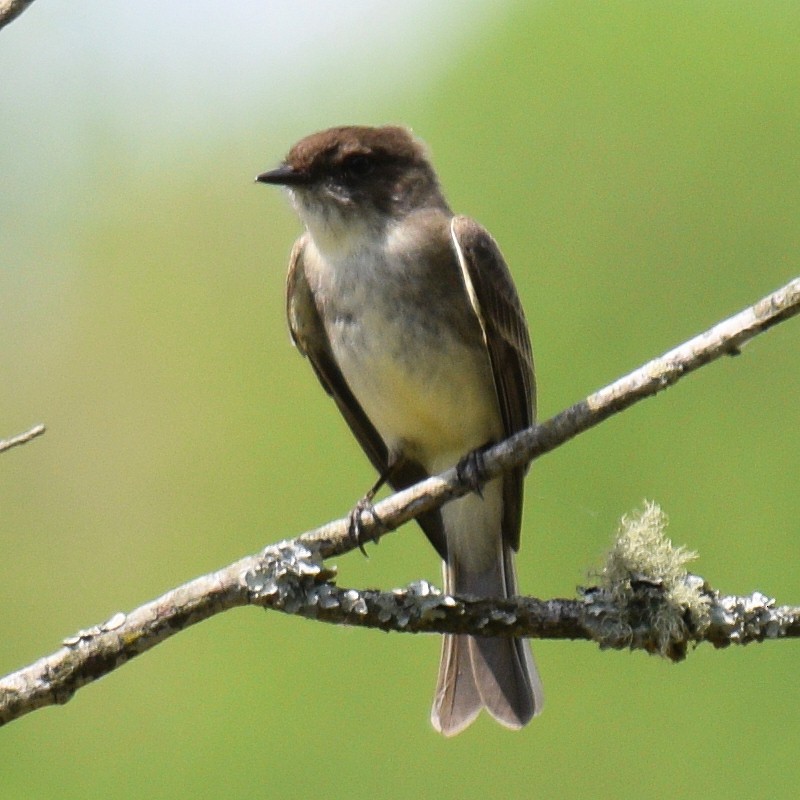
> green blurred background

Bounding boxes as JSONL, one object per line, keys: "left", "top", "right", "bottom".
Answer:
{"left": 2, "top": 1, "right": 798, "bottom": 798}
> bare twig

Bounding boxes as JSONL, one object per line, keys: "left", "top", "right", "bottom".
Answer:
{"left": 300, "top": 276, "right": 800, "bottom": 558}
{"left": 0, "top": 277, "right": 798, "bottom": 727}
{"left": 0, "top": 424, "right": 45, "bottom": 454}
{"left": 0, "top": 0, "right": 37, "bottom": 32}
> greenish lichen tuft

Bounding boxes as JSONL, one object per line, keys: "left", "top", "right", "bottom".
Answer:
{"left": 583, "top": 502, "right": 711, "bottom": 660}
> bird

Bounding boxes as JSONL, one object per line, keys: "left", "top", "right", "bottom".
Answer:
{"left": 257, "top": 125, "right": 542, "bottom": 735}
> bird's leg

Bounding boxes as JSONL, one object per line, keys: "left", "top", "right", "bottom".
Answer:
{"left": 347, "top": 465, "right": 394, "bottom": 556}
{"left": 456, "top": 444, "right": 490, "bottom": 498}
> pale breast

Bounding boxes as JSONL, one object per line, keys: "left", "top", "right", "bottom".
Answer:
{"left": 304, "top": 228, "right": 502, "bottom": 467}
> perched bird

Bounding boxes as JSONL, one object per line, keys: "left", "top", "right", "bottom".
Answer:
{"left": 257, "top": 125, "right": 542, "bottom": 735}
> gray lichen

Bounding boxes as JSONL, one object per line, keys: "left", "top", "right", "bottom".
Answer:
{"left": 242, "top": 542, "right": 336, "bottom": 615}
{"left": 709, "top": 590, "right": 784, "bottom": 645}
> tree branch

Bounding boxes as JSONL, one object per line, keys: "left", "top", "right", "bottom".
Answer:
{"left": 0, "top": 0, "right": 37, "bottom": 32}
{"left": 0, "top": 424, "right": 45, "bottom": 454}
{"left": 299, "top": 275, "right": 800, "bottom": 558}
{"left": 1, "top": 277, "right": 798, "bottom": 727}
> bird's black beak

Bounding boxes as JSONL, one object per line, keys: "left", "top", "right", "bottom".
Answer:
{"left": 255, "top": 164, "right": 310, "bottom": 186}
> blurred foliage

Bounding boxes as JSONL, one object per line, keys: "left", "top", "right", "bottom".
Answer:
{"left": 2, "top": 2, "right": 798, "bottom": 799}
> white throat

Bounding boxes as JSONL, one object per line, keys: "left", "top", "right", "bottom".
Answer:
{"left": 291, "top": 190, "right": 385, "bottom": 261}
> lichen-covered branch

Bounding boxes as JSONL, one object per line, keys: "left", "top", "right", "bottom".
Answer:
{"left": 1, "top": 277, "right": 798, "bottom": 727}
{"left": 297, "top": 581, "right": 799, "bottom": 652}
{"left": 244, "top": 504, "right": 800, "bottom": 659}
{"left": 2, "top": 535, "right": 797, "bottom": 728}
{"left": 247, "top": 549, "right": 799, "bottom": 656}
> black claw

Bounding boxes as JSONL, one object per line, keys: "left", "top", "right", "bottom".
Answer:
{"left": 347, "top": 495, "right": 386, "bottom": 556}
{"left": 456, "top": 448, "right": 488, "bottom": 497}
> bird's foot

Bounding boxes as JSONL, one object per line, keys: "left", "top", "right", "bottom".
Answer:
{"left": 347, "top": 494, "right": 385, "bottom": 557}
{"left": 456, "top": 448, "right": 488, "bottom": 498}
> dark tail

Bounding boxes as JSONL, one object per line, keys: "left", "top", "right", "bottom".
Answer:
{"left": 430, "top": 535, "right": 543, "bottom": 736}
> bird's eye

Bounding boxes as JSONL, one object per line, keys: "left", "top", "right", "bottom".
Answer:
{"left": 342, "top": 154, "right": 374, "bottom": 179}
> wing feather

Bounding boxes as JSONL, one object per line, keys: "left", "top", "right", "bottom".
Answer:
{"left": 450, "top": 216, "right": 535, "bottom": 552}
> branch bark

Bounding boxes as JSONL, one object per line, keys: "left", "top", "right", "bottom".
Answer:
{"left": 1, "top": 277, "right": 798, "bottom": 728}
{"left": 0, "top": 0, "right": 37, "bottom": 32}
{"left": 0, "top": 424, "right": 45, "bottom": 454}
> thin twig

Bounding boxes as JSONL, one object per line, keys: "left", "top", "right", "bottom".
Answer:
{"left": 0, "top": 277, "right": 797, "bottom": 727}
{"left": 0, "top": 0, "right": 37, "bottom": 32}
{"left": 300, "top": 276, "right": 800, "bottom": 558}
{"left": 0, "top": 424, "right": 46, "bottom": 454}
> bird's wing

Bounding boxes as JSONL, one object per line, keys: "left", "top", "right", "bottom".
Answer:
{"left": 450, "top": 216, "right": 535, "bottom": 552}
